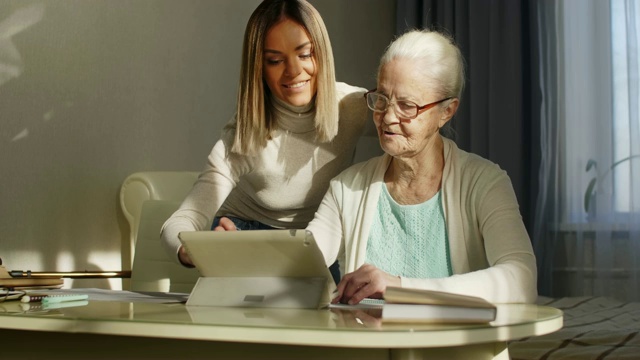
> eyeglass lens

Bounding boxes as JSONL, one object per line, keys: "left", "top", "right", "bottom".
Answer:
{"left": 366, "top": 93, "right": 418, "bottom": 118}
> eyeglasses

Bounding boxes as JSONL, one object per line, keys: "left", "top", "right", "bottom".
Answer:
{"left": 364, "top": 89, "right": 452, "bottom": 119}
{"left": 0, "top": 287, "right": 25, "bottom": 303}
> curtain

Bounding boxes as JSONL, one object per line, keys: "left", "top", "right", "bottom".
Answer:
{"left": 396, "top": 0, "right": 540, "bottom": 232}
{"left": 536, "top": 0, "right": 640, "bottom": 302}
{"left": 398, "top": 0, "right": 640, "bottom": 301}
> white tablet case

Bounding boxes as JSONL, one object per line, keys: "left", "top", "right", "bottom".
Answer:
{"left": 179, "top": 229, "right": 336, "bottom": 309}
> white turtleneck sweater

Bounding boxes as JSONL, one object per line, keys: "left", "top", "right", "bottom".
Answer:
{"left": 161, "top": 82, "right": 369, "bottom": 261}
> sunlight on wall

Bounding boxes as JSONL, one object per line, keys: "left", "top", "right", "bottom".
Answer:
{"left": 55, "top": 251, "right": 75, "bottom": 271}
{"left": 11, "top": 128, "right": 28, "bottom": 142}
{"left": 56, "top": 251, "right": 76, "bottom": 289}
{"left": 11, "top": 100, "right": 75, "bottom": 141}
{"left": 56, "top": 251, "right": 124, "bottom": 290}
{"left": 0, "top": 4, "right": 44, "bottom": 85}
{"left": 1, "top": 3, "right": 44, "bottom": 143}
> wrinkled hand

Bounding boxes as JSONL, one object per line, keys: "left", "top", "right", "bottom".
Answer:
{"left": 213, "top": 217, "right": 238, "bottom": 231}
{"left": 332, "top": 264, "right": 401, "bottom": 305}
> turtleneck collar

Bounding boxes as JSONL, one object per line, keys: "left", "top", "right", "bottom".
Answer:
{"left": 271, "top": 94, "right": 316, "bottom": 134}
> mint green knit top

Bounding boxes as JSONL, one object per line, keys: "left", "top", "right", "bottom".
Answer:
{"left": 365, "top": 184, "right": 452, "bottom": 278}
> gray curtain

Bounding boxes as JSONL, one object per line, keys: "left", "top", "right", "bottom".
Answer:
{"left": 531, "top": 0, "right": 558, "bottom": 298}
{"left": 534, "top": 0, "right": 640, "bottom": 302}
{"left": 396, "top": 0, "right": 540, "bottom": 232}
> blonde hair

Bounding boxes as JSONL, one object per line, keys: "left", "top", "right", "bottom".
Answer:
{"left": 379, "top": 30, "right": 465, "bottom": 100}
{"left": 232, "top": 0, "right": 337, "bottom": 156}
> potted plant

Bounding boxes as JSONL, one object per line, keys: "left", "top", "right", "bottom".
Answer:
{"left": 584, "top": 154, "right": 640, "bottom": 216}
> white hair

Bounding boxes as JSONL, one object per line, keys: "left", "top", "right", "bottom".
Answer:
{"left": 378, "top": 30, "right": 465, "bottom": 99}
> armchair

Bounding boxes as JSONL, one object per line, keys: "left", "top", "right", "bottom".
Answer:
{"left": 119, "top": 171, "right": 200, "bottom": 292}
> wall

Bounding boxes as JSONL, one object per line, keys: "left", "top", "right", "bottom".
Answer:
{"left": 0, "top": 0, "right": 394, "bottom": 289}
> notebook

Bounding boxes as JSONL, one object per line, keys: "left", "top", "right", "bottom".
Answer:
{"left": 178, "top": 229, "right": 336, "bottom": 309}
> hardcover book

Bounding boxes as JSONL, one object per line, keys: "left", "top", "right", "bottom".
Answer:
{"left": 382, "top": 286, "right": 497, "bottom": 323}
{"left": 0, "top": 265, "right": 63, "bottom": 290}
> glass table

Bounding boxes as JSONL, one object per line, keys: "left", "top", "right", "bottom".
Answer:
{"left": 0, "top": 297, "right": 563, "bottom": 360}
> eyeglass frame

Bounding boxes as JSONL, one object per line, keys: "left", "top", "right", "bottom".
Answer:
{"left": 364, "top": 88, "right": 452, "bottom": 119}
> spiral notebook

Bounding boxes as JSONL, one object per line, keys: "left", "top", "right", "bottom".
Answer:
{"left": 179, "top": 229, "right": 336, "bottom": 309}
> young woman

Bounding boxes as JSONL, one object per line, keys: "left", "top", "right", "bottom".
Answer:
{"left": 161, "top": 0, "right": 369, "bottom": 283}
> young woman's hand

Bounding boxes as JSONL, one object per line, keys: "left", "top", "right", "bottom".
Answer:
{"left": 178, "top": 245, "right": 194, "bottom": 266}
{"left": 213, "top": 217, "right": 238, "bottom": 231}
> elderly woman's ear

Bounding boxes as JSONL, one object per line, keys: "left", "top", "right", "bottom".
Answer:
{"left": 439, "top": 98, "right": 460, "bottom": 127}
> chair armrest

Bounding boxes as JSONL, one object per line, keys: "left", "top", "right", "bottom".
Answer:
{"left": 119, "top": 171, "right": 199, "bottom": 269}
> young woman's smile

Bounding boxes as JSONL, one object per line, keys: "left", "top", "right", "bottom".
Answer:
{"left": 263, "top": 19, "right": 317, "bottom": 107}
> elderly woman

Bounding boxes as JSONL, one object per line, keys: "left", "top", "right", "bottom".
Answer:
{"left": 307, "top": 29, "right": 537, "bottom": 305}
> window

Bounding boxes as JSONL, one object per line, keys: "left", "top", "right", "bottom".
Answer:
{"left": 611, "top": 0, "right": 640, "bottom": 214}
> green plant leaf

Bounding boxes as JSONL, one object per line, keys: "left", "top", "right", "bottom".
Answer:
{"left": 584, "top": 177, "right": 597, "bottom": 213}
{"left": 585, "top": 159, "right": 597, "bottom": 172}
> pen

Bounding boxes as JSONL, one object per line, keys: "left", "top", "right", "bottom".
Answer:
{"left": 10, "top": 270, "right": 33, "bottom": 277}
{"left": 9, "top": 270, "right": 131, "bottom": 278}
{"left": 42, "top": 294, "right": 89, "bottom": 304}
{"left": 43, "top": 300, "right": 89, "bottom": 309}
{"left": 21, "top": 294, "right": 89, "bottom": 303}
{"left": 21, "top": 300, "right": 89, "bottom": 311}
{"left": 21, "top": 295, "right": 47, "bottom": 303}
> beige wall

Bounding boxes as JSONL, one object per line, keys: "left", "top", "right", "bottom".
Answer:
{"left": 0, "top": 0, "right": 394, "bottom": 288}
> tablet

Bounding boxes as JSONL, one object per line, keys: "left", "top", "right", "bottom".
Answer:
{"left": 178, "top": 229, "right": 336, "bottom": 309}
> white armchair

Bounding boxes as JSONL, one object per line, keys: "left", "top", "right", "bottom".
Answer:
{"left": 119, "top": 171, "right": 200, "bottom": 293}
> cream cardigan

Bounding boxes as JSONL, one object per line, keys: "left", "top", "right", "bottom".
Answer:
{"left": 307, "top": 137, "right": 537, "bottom": 304}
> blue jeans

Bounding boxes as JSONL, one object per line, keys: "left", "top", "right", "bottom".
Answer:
{"left": 212, "top": 216, "right": 341, "bottom": 284}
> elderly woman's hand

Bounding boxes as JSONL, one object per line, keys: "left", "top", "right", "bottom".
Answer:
{"left": 332, "top": 264, "right": 401, "bottom": 305}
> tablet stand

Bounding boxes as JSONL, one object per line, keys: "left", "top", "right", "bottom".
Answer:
{"left": 186, "top": 276, "right": 332, "bottom": 309}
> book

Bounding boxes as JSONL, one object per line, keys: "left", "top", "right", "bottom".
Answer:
{"left": 0, "top": 265, "right": 63, "bottom": 290}
{"left": 381, "top": 286, "right": 497, "bottom": 324}
{"left": 328, "top": 298, "right": 385, "bottom": 310}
